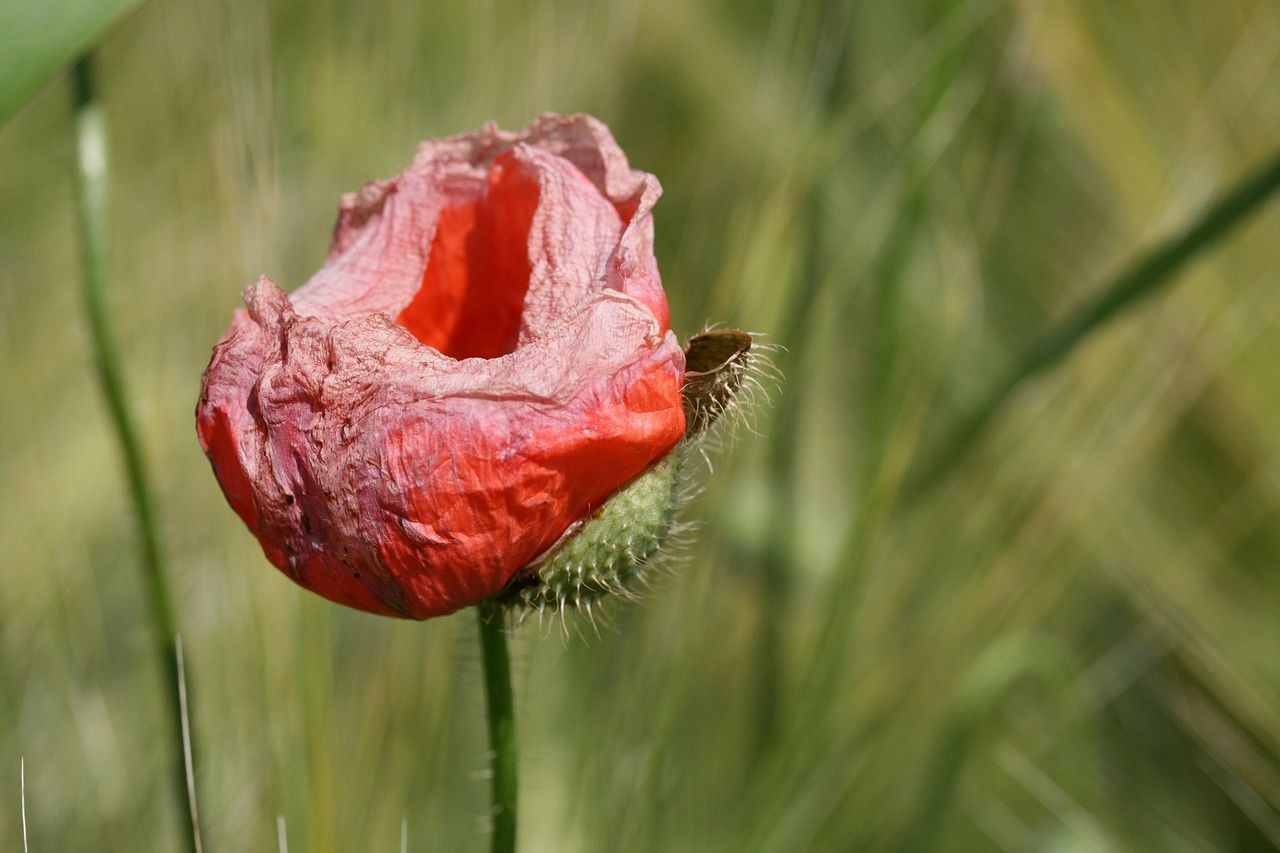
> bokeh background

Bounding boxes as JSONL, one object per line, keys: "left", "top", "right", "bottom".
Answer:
{"left": 5, "top": 0, "right": 1280, "bottom": 849}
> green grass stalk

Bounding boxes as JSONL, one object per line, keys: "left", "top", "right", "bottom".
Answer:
{"left": 904, "top": 145, "right": 1280, "bottom": 502}
{"left": 71, "top": 55, "right": 200, "bottom": 853}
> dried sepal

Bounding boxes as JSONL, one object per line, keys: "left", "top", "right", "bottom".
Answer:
{"left": 681, "top": 328, "right": 754, "bottom": 435}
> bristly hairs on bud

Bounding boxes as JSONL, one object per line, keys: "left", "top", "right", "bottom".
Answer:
{"left": 681, "top": 324, "right": 781, "bottom": 467}
{"left": 496, "top": 326, "right": 777, "bottom": 637}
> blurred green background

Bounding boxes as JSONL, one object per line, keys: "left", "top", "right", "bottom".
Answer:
{"left": 5, "top": 0, "right": 1280, "bottom": 849}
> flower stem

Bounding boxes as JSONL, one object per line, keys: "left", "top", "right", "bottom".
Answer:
{"left": 477, "top": 602, "right": 517, "bottom": 853}
{"left": 71, "top": 54, "right": 200, "bottom": 852}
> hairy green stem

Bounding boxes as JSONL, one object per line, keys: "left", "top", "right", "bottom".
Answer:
{"left": 904, "top": 145, "right": 1280, "bottom": 501}
{"left": 477, "top": 602, "right": 517, "bottom": 853}
{"left": 71, "top": 55, "right": 200, "bottom": 852}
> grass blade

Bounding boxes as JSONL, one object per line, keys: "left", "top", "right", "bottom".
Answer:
{"left": 904, "top": 145, "right": 1280, "bottom": 501}
{"left": 175, "top": 635, "right": 205, "bottom": 853}
{"left": 20, "top": 757, "right": 28, "bottom": 853}
{"left": 71, "top": 55, "right": 199, "bottom": 851}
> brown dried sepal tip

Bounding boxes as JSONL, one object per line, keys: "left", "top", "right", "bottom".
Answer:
{"left": 681, "top": 328, "right": 753, "bottom": 435}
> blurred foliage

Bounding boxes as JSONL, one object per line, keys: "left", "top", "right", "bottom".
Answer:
{"left": 0, "top": 0, "right": 145, "bottom": 125}
{"left": 4, "top": 0, "right": 1280, "bottom": 850}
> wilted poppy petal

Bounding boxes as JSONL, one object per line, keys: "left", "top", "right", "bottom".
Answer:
{"left": 197, "top": 114, "right": 687, "bottom": 619}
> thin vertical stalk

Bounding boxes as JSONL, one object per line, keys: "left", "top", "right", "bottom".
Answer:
{"left": 20, "top": 757, "right": 28, "bottom": 853}
{"left": 71, "top": 55, "right": 199, "bottom": 852}
{"left": 175, "top": 635, "right": 205, "bottom": 853}
{"left": 477, "top": 602, "right": 517, "bottom": 853}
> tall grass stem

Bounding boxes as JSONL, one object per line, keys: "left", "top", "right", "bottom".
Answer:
{"left": 175, "top": 635, "right": 204, "bottom": 853}
{"left": 71, "top": 55, "right": 199, "bottom": 852}
{"left": 20, "top": 756, "right": 28, "bottom": 853}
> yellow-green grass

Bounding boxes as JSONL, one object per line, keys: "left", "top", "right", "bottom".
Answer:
{"left": 3, "top": 0, "right": 1280, "bottom": 849}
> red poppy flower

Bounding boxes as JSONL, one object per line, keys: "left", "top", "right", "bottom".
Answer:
{"left": 196, "top": 114, "right": 687, "bottom": 619}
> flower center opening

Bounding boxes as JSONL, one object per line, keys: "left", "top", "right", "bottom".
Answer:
{"left": 395, "top": 155, "right": 539, "bottom": 359}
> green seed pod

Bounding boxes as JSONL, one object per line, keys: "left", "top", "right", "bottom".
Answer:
{"left": 500, "top": 447, "right": 685, "bottom": 615}
{"left": 500, "top": 328, "right": 765, "bottom": 622}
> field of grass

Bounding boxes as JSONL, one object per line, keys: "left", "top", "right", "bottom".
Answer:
{"left": 4, "top": 0, "right": 1280, "bottom": 849}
